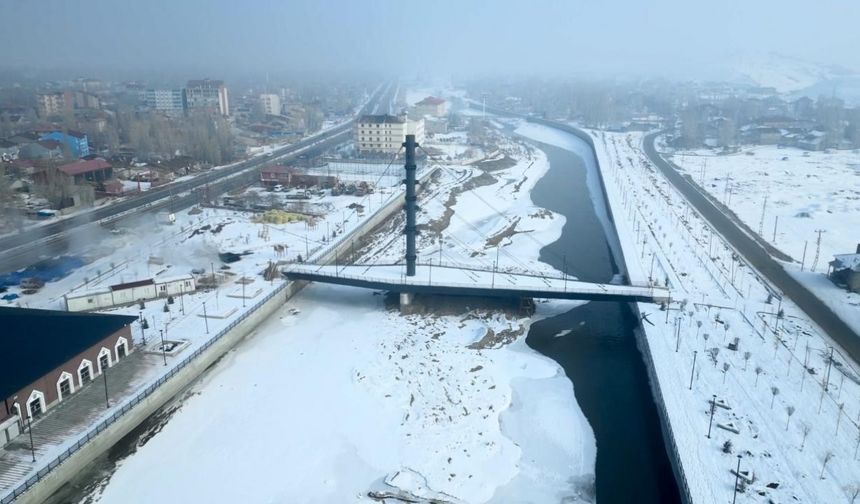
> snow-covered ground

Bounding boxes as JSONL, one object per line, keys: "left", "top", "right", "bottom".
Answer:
{"left": 664, "top": 143, "right": 860, "bottom": 336}
{"left": 66, "top": 124, "right": 597, "bottom": 503}
{"left": 593, "top": 129, "right": 860, "bottom": 503}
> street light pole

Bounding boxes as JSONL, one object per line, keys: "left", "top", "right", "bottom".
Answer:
{"left": 689, "top": 350, "right": 698, "bottom": 390}
{"left": 102, "top": 364, "right": 109, "bottom": 408}
{"left": 203, "top": 302, "right": 209, "bottom": 334}
{"left": 707, "top": 394, "right": 717, "bottom": 439}
{"left": 732, "top": 455, "right": 743, "bottom": 504}
{"left": 139, "top": 311, "right": 146, "bottom": 345}
{"left": 26, "top": 412, "right": 35, "bottom": 462}
{"left": 159, "top": 329, "right": 167, "bottom": 366}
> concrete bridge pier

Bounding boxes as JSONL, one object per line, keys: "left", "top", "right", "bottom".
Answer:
{"left": 399, "top": 292, "right": 414, "bottom": 311}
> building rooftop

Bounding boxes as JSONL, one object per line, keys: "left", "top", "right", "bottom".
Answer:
{"left": 110, "top": 278, "right": 154, "bottom": 291}
{"left": 416, "top": 96, "right": 446, "bottom": 106}
{"left": 832, "top": 253, "right": 860, "bottom": 271}
{"left": 0, "top": 307, "right": 138, "bottom": 400}
{"left": 358, "top": 114, "right": 405, "bottom": 124}
{"left": 58, "top": 158, "right": 112, "bottom": 176}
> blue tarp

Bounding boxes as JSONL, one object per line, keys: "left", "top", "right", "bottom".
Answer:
{"left": 0, "top": 256, "right": 86, "bottom": 288}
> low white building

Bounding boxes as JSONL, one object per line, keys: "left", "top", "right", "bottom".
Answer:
{"left": 65, "top": 275, "right": 196, "bottom": 312}
{"left": 354, "top": 114, "right": 425, "bottom": 153}
{"left": 414, "top": 96, "right": 447, "bottom": 117}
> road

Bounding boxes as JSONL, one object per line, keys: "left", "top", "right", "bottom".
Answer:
{"left": 641, "top": 131, "right": 860, "bottom": 364}
{"left": 0, "top": 81, "right": 396, "bottom": 272}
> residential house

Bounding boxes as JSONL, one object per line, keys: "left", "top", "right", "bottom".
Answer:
{"left": 39, "top": 130, "right": 90, "bottom": 158}
{"left": 829, "top": 246, "right": 860, "bottom": 293}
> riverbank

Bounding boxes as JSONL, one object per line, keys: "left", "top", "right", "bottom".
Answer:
{"left": 591, "top": 129, "right": 860, "bottom": 503}
{"left": 70, "top": 130, "right": 598, "bottom": 503}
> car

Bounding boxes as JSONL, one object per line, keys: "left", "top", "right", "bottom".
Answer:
{"left": 273, "top": 184, "right": 284, "bottom": 192}
{"left": 191, "top": 268, "right": 206, "bottom": 275}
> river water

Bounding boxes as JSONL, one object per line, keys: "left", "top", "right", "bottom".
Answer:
{"left": 525, "top": 138, "right": 682, "bottom": 503}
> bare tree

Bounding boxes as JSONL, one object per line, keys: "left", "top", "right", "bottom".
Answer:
{"left": 755, "top": 366, "right": 763, "bottom": 387}
{"left": 786, "top": 405, "right": 795, "bottom": 431}
{"left": 836, "top": 402, "right": 846, "bottom": 435}
{"left": 770, "top": 386, "right": 780, "bottom": 409}
{"left": 820, "top": 451, "right": 834, "bottom": 480}
{"left": 847, "top": 483, "right": 860, "bottom": 504}
{"left": 800, "top": 422, "right": 811, "bottom": 451}
{"left": 855, "top": 429, "right": 860, "bottom": 461}
{"left": 722, "top": 362, "right": 730, "bottom": 384}
{"left": 743, "top": 351, "right": 751, "bottom": 371}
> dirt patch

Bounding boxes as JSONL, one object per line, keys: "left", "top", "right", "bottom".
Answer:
{"left": 512, "top": 175, "right": 528, "bottom": 193}
{"left": 422, "top": 171, "right": 497, "bottom": 235}
{"left": 468, "top": 325, "right": 525, "bottom": 350}
{"left": 484, "top": 217, "right": 532, "bottom": 248}
{"left": 471, "top": 154, "right": 517, "bottom": 172}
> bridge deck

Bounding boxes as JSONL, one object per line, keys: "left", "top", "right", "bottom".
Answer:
{"left": 284, "top": 264, "right": 669, "bottom": 303}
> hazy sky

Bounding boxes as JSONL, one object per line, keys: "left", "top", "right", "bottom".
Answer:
{"left": 1, "top": 0, "right": 858, "bottom": 80}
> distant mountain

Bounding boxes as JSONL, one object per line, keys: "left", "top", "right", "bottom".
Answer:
{"left": 730, "top": 53, "right": 858, "bottom": 94}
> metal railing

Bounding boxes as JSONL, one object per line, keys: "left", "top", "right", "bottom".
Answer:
{"left": 1, "top": 281, "right": 290, "bottom": 504}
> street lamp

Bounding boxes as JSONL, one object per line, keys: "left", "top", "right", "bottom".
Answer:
{"left": 25, "top": 408, "right": 35, "bottom": 462}
{"left": 732, "top": 454, "right": 743, "bottom": 504}
{"left": 707, "top": 394, "right": 717, "bottom": 439}
{"left": 102, "top": 363, "right": 109, "bottom": 409}
{"left": 159, "top": 329, "right": 167, "bottom": 366}
{"left": 689, "top": 350, "right": 698, "bottom": 390}
{"left": 139, "top": 310, "right": 147, "bottom": 345}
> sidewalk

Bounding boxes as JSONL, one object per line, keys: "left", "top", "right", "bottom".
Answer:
{"left": 0, "top": 351, "right": 158, "bottom": 492}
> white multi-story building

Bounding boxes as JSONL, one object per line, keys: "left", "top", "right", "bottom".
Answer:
{"left": 186, "top": 79, "right": 230, "bottom": 116}
{"left": 259, "top": 93, "right": 281, "bottom": 116}
{"left": 355, "top": 114, "right": 425, "bottom": 153}
{"left": 142, "top": 89, "right": 187, "bottom": 117}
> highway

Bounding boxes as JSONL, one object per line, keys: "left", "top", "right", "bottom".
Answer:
{"left": 0, "top": 81, "right": 396, "bottom": 272}
{"left": 642, "top": 131, "right": 860, "bottom": 364}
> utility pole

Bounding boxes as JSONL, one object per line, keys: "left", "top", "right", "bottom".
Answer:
{"left": 800, "top": 240, "right": 808, "bottom": 271}
{"left": 811, "top": 229, "right": 824, "bottom": 272}
{"left": 758, "top": 193, "right": 768, "bottom": 236}
{"left": 772, "top": 215, "right": 778, "bottom": 243}
{"left": 202, "top": 302, "right": 209, "bottom": 334}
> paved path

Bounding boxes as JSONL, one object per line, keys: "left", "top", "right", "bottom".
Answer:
{"left": 0, "top": 351, "right": 157, "bottom": 493}
{"left": 642, "top": 131, "right": 860, "bottom": 364}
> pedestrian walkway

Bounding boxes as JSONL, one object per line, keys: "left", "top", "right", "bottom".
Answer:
{"left": 0, "top": 351, "right": 158, "bottom": 492}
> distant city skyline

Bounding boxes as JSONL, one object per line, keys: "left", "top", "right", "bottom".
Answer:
{"left": 0, "top": 0, "right": 858, "bottom": 81}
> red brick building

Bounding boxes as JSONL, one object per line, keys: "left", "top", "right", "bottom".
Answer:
{"left": 1, "top": 307, "right": 137, "bottom": 446}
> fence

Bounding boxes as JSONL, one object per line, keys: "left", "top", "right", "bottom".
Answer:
{"left": 2, "top": 133, "right": 408, "bottom": 503}
{"left": 1, "top": 278, "right": 291, "bottom": 504}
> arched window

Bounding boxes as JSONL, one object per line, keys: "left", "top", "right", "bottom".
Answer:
{"left": 27, "top": 390, "right": 46, "bottom": 419}
{"left": 115, "top": 337, "right": 129, "bottom": 360}
{"left": 78, "top": 359, "right": 94, "bottom": 387}
{"left": 97, "top": 347, "right": 112, "bottom": 374}
{"left": 56, "top": 371, "right": 75, "bottom": 400}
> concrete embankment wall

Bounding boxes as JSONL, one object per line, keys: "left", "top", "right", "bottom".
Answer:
{"left": 12, "top": 169, "right": 431, "bottom": 504}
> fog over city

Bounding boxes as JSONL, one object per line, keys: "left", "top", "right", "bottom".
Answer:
{"left": 1, "top": 2, "right": 860, "bottom": 504}
{"left": 1, "top": 0, "right": 858, "bottom": 79}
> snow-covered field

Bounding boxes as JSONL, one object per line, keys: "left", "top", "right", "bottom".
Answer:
{"left": 664, "top": 144, "right": 860, "bottom": 335}
{"left": 595, "top": 129, "right": 860, "bottom": 503}
{"left": 70, "top": 126, "right": 597, "bottom": 503}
